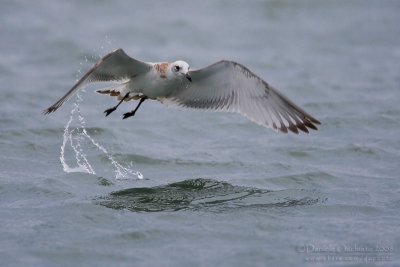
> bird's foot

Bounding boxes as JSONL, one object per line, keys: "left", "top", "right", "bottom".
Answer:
{"left": 104, "top": 107, "right": 117, "bottom": 117}
{"left": 122, "top": 111, "right": 136, "bottom": 120}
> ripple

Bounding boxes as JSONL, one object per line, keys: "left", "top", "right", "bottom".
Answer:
{"left": 267, "top": 171, "right": 339, "bottom": 188}
{"left": 96, "top": 178, "right": 322, "bottom": 212}
{"left": 33, "top": 127, "right": 108, "bottom": 137}
{"left": 0, "top": 127, "right": 108, "bottom": 141}
{"left": 112, "top": 153, "right": 247, "bottom": 169}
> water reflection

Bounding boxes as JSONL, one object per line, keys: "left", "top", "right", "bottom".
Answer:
{"left": 96, "top": 178, "right": 322, "bottom": 212}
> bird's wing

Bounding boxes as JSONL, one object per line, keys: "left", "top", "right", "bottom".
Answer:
{"left": 165, "top": 60, "right": 320, "bottom": 134}
{"left": 44, "top": 48, "right": 152, "bottom": 114}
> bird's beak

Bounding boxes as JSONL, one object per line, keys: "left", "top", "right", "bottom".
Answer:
{"left": 185, "top": 73, "right": 192, "bottom": 82}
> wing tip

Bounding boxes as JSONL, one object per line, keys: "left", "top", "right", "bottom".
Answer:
{"left": 307, "top": 116, "right": 321, "bottom": 125}
{"left": 43, "top": 107, "right": 56, "bottom": 115}
{"left": 42, "top": 103, "right": 62, "bottom": 115}
{"left": 303, "top": 119, "right": 319, "bottom": 131}
{"left": 275, "top": 118, "right": 320, "bottom": 135}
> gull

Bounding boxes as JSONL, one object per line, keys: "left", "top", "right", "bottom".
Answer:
{"left": 44, "top": 48, "right": 320, "bottom": 134}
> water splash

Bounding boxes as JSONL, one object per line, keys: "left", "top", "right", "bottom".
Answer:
{"left": 60, "top": 40, "right": 142, "bottom": 180}
{"left": 60, "top": 93, "right": 143, "bottom": 180}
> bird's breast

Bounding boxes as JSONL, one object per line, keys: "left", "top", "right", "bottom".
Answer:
{"left": 129, "top": 72, "right": 182, "bottom": 99}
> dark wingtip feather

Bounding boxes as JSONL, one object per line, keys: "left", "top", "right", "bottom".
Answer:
{"left": 43, "top": 107, "right": 54, "bottom": 115}
{"left": 303, "top": 120, "right": 318, "bottom": 131}
{"left": 297, "top": 123, "right": 309, "bottom": 134}
{"left": 42, "top": 104, "right": 60, "bottom": 115}
{"left": 288, "top": 124, "right": 299, "bottom": 134}
{"left": 307, "top": 116, "right": 321, "bottom": 125}
{"left": 279, "top": 125, "right": 288, "bottom": 134}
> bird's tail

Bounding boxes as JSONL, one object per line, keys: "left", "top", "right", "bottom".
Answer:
{"left": 96, "top": 85, "right": 140, "bottom": 101}
{"left": 96, "top": 88, "right": 121, "bottom": 96}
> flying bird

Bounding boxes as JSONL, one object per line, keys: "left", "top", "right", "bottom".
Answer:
{"left": 44, "top": 48, "right": 320, "bottom": 134}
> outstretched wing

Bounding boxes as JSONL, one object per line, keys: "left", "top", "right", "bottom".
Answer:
{"left": 165, "top": 60, "right": 320, "bottom": 134}
{"left": 44, "top": 48, "right": 151, "bottom": 114}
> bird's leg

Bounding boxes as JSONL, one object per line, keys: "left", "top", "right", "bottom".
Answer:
{"left": 104, "top": 92, "right": 130, "bottom": 116}
{"left": 122, "top": 96, "right": 148, "bottom": 120}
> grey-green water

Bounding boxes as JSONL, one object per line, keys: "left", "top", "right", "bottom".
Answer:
{"left": 1, "top": 0, "right": 400, "bottom": 266}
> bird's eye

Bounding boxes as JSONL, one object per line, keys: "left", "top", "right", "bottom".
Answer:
{"left": 174, "top": 65, "right": 180, "bottom": 72}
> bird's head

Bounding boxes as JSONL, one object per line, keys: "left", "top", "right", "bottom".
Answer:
{"left": 171, "top": 60, "right": 191, "bottom": 82}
